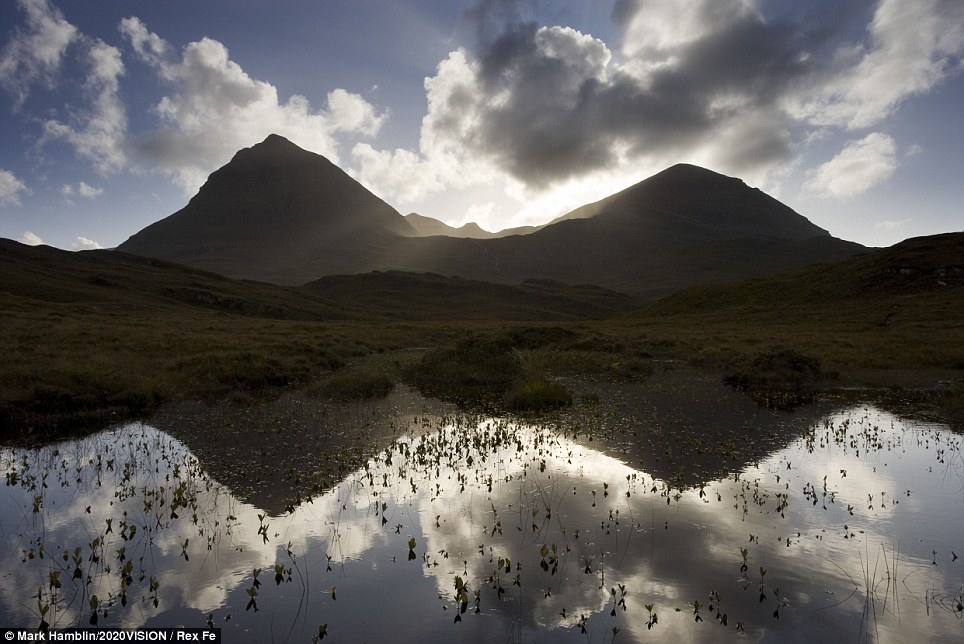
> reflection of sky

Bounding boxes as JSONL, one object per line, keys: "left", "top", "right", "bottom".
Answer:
{"left": 1, "top": 407, "right": 961, "bottom": 642}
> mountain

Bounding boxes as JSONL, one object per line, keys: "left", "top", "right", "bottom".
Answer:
{"left": 404, "top": 213, "right": 539, "bottom": 238}
{"left": 547, "top": 163, "right": 829, "bottom": 240}
{"left": 118, "top": 134, "right": 864, "bottom": 296}
{"left": 378, "top": 164, "right": 863, "bottom": 297}
{"left": 119, "top": 134, "right": 416, "bottom": 283}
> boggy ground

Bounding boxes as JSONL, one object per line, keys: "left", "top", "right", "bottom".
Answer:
{"left": 2, "top": 309, "right": 962, "bottom": 443}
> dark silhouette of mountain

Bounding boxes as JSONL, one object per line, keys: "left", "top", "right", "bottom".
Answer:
{"left": 118, "top": 135, "right": 864, "bottom": 296}
{"left": 379, "top": 165, "right": 863, "bottom": 297}
{"left": 119, "top": 134, "right": 415, "bottom": 283}
{"left": 404, "top": 213, "right": 539, "bottom": 238}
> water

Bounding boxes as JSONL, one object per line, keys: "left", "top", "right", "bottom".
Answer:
{"left": 1, "top": 386, "right": 962, "bottom": 642}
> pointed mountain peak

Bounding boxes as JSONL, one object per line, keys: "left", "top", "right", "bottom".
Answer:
{"left": 646, "top": 163, "right": 745, "bottom": 188}
{"left": 231, "top": 133, "right": 320, "bottom": 165}
{"left": 261, "top": 133, "right": 293, "bottom": 146}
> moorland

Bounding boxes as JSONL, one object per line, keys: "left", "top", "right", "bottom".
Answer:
{"left": 2, "top": 230, "right": 962, "bottom": 439}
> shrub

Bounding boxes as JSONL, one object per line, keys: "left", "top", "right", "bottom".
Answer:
{"left": 410, "top": 335, "right": 521, "bottom": 398}
{"left": 505, "top": 378, "right": 573, "bottom": 413}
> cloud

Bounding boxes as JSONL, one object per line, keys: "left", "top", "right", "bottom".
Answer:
{"left": 804, "top": 132, "right": 898, "bottom": 198}
{"left": 874, "top": 217, "right": 913, "bottom": 231}
{"left": 119, "top": 17, "right": 387, "bottom": 194}
{"left": 0, "top": 0, "right": 78, "bottom": 108}
{"left": 71, "top": 236, "right": 102, "bottom": 250}
{"left": 356, "top": 0, "right": 963, "bottom": 218}
{"left": 41, "top": 37, "right": 128, "bottom": 175}
{"left": 61, "top": 181, "right": 104, "bottom": 199}
{"left": 875, "top": 218, "right": 912, "bottom": 230}
{"left": 0, "top": 169, "right": 29, "bottom": 205}
{"left": 790, "top": 0, "right": 964, "bottom": 129}
{"left": 20, "top": 230, "right": 43, "bottom": 245}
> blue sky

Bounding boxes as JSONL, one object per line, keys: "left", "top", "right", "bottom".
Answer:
{"left": 1, "top": 0, "right": 962, "bottom": 252}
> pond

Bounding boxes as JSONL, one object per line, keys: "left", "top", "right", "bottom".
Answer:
{"left": 1, "top": 374, "right": 962, "bottom": 643}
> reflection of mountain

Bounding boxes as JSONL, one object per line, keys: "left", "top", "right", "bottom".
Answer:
{"left": 147, "top": 385, "right": 457, "bottom": 516}
{"left": 559, "top": 365, "right": 843, "bottom": 484}
{"left": 117, "top": 135, "right": 864, "bottom": 297}
{"left": 149, "top": 368, "right": 835, "bottom": 513}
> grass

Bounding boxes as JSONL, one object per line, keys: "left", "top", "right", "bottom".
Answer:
{"left": 2, "top": 234, "right": 962, "bottom": 438}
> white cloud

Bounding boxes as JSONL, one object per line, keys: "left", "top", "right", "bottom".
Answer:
{"left": 119, "top": 17, "right": 387, "bottom": 194}
{"left": 790, "top": 0, "right": 964, "bottom": 129}
{"left": 71, "top": 236, "right": 102, "bottom": 250}
{"left": 41, "top": 37, "right": 128, "bottom": 174}
{"left": 61, "top": 181, "right": 104, "bottom": 199}
{"left": 0, "top": 0, "right": 78, "bottom": 108}
{"left": 20, "top": 230, "right": 43, "bottom": 245}
{"left": 804, "top": 132, "right": 898, "bottom": 199}
{"left": 0, "top": 169, "right": 29, "bottom": 205}
{"left": 875, "top": 218, "right": 912, "bottom": 231}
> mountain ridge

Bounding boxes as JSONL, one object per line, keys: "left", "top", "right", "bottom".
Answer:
{"left": 117, "top": 134, "right": 864, "bottom": 296}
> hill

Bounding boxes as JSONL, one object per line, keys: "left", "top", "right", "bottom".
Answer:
{"left": 300, "top": 270, "right": 642, "bottom": 320}
{"left": 117, "top": 135, "right": 864, "bottom": 296}
{"left": 629, "top": 232, "right": 964, "bottom": 377}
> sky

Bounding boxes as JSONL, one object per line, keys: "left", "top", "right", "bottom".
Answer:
{"left": 1, "top": 0, "right": 962, "bottom": 252}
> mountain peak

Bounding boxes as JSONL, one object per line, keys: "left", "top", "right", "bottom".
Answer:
{"left": 117, "top": 133, "right": 415, "bottom": 279}
{"left": 261, "top": 133, "right": 292, "bottom": 146}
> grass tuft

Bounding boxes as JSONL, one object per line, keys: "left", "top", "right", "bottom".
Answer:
{"left": 321, "top": 371, "right": 395, "bottom": 400}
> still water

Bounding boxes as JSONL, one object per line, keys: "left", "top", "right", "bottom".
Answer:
{"left": 1, "top": 382, "right": 962, "bottom": 642}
